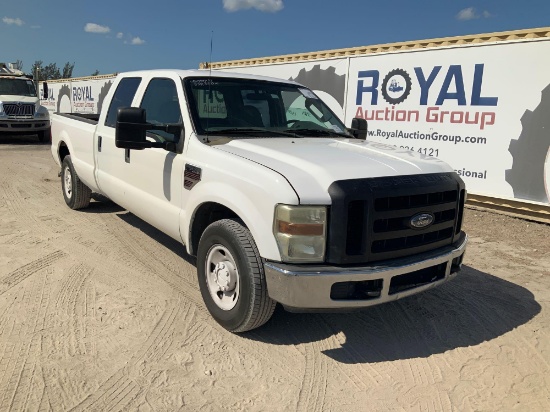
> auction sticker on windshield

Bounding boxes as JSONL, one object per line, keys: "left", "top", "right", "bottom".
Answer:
{"left": 299, "top": 88, "right": 318, "bottom": 99}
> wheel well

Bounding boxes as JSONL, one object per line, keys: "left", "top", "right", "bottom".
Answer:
{"left": 58, "top": 142, "right": 70, "bottom": 163}
{"left": 190, "top": 202, "right": 240, "bottom": 256}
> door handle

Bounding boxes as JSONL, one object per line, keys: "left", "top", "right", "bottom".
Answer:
{"left": 98, "top": 135, "right": 102, "bottom": 152}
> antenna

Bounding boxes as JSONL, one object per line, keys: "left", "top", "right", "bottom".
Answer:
{"left": 205, "top": 30, "right": 213, "bottom": 143}
{"left": 209, "top": 30, "right": 213, "bottom": 75}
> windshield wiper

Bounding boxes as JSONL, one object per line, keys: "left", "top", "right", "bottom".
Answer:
{"left": 206, "top": 128, "right": 300, "bottom": 138}
{"left": 290, "top": 128, "right": 351, "bottom": 138}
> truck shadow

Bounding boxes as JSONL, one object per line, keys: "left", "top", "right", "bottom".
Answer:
{"left": 81, "top": 194, "right": 125, "bottom": 214}
{"left": 110, "top": 210, "right": 540, "bottom": 364}
{"left": 116, "top": 211, "right": 196, "bottom": 265}
{"left": 0, "top": 134, "right": 44, "bottom": 145}
{"left": 245, "top": 265, "right": 541, "bottom": 363}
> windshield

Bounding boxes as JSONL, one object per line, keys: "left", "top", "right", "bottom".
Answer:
{"left": 184, "top": 77, "right": 349, "bottom": 138}
{"left": 0, "top": 78, "right": 37, "bottom": 97}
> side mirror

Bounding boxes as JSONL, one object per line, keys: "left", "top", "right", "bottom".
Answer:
{"left": 116, "top": 107, "right": 183, "bottom": 151}
{"left": 116, "top": 107, "right": 148, "bottom": 149}
{"left": 42, "top": 82, "right": 48, "bottom": 99}
{"left": 348, "top": 118, "right": 368, "bottom": 140}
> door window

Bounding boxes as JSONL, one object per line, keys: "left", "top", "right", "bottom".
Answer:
{"left": 140, "top": 78, "right": 182, "bottom": 142}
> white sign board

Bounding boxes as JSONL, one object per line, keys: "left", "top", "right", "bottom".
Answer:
{"left": 347, "top": 40, "right": 550, "bottom": 204}
{"left": 40, "top": 77, "right": 114, "bottom": 115}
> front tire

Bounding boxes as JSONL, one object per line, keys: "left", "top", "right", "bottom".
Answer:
{"left": 197, "top": 219, "right": 276, "bottom": 332}
{"left": 61, "top": 155, "right": 92, "bottom": 210}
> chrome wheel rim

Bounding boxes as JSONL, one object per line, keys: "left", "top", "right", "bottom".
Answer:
{"left": 64, "top": 166, "right": 72, "bottom": 199}
{"left": 205, "top": 244, "right": 239, "bottom": 311}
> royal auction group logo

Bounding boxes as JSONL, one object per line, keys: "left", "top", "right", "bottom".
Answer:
{"left": 354, "top": 64, "right": 499, "bottom": 130}
{"left": 381, "top": 69, "right": 412, "bottom": 105}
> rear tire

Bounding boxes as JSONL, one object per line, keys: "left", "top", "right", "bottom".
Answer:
{"left": 61, "top": 155, "right": 92, "bottom": 210}
{"left": 197, "top": 219, "right": 276, "bottom": 332}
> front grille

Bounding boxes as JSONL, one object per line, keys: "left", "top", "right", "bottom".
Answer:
{"left": 327, "top": 173, "right": 465, "bottom": 265}
{"left": 373, "top": 207, "right": 456, "bottom": 233}
{"left": 371, "top": 227, "right": 454, "bottom": 253}
{"left": 4, "top": 103, "right": 35, "bottom": 118}
{"left": 374, "top": 190, "right": 457, "bottom": 211}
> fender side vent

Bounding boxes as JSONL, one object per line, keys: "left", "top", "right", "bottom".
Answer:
{"left": 184, "top": 164, "right": 201, "bottom": 190}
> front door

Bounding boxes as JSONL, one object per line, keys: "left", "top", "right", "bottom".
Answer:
{"left": 120, "top": 77, "right": 185, "bottom": 241}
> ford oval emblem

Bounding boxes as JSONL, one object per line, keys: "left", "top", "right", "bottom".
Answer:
{"left": 410, "top": 213, "right": 434, "bottom": 229}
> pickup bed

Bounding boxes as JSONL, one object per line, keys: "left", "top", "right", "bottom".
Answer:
{"left": 50, "top": 69, "right": 467, "bottom": 332}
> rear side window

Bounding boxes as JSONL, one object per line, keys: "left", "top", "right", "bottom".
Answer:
{"left": 104, "top": 77, "right": 141, "bottom": 127}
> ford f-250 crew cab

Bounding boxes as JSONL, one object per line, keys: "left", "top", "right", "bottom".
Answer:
{"left": 50, "top": 69, "right": 467, "bottom": 332}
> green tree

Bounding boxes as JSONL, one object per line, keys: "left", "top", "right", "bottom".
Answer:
{"left": 43, "top": 62, "right": 61, "bottom": 80}
{"left": 62, "top": 62, "right": 75, "bottom": 78}
{"left": 31, "top": 60, "right": 76, "bottom": 80}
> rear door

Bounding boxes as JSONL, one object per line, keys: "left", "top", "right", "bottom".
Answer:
{"left": 95, "top": 76, "right": 142, "bottom": 206}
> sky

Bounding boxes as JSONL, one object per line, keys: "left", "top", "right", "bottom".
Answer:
{"left": 1, "top": 0, "right": 549, "bottom": 78}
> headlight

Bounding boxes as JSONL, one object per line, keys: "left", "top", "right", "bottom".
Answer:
{"left": 274, "top": 205, "right": 327, "bottom": 263}
{"left": 35, "top": 106, "right": 49, "bottom": 118}
{"left": 0, "top": 102, "right": 4, "bottom": 115}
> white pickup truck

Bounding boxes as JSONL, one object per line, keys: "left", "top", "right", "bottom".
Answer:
{"left": 50, "top": 69, "right": 467, "bottom": 332}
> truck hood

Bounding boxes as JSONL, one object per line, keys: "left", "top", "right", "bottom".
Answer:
{"left": 214, "top": 137, "right": 454, "bottom": 204}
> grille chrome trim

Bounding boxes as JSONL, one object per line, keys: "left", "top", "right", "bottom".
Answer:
{"left": 4, "top": 103, "right": 35, "bottom": 117}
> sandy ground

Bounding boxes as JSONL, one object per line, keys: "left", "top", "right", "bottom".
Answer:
{"left": 0, "top": 134, "right": 549, "bottom": 412}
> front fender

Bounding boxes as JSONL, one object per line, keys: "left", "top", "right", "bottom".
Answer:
{"left": 182, "top": 180, "right": 298, "bottom": 262}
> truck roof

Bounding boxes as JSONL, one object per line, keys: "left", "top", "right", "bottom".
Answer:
{"left": 118, "top": 69, "right": 300, "bottom": 86}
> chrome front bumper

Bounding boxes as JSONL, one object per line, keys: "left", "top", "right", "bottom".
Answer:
{"left": 264, "top": 233, "right": 468, "bottom": 311}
